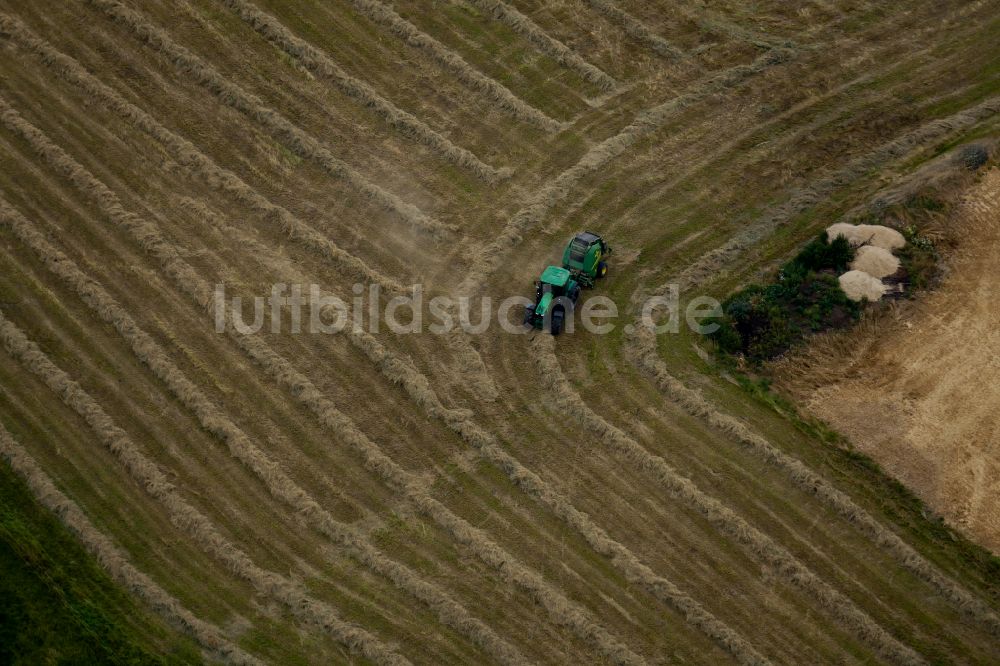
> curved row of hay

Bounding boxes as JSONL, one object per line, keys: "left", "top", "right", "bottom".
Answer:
{"left": 458, "top": 48, "right": 792, "bottom": 297}
{"left": 0, "top": 80, "right": 645, "bottom": 663}
{"left": 627, "top": 325, "right": 1000, "bottom": 634}
{"left": 531, "top": 335, "right": 925, "bottom": 665}
{"left": 0, "top": 196, "right": 528, "bottom": 666}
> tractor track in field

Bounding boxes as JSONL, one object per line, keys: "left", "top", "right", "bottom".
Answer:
{"left": 0, "top": 195, "right": 530, "bottom": 666}
{"left": 0, "top": 81, "right": 648, "bottom": 665}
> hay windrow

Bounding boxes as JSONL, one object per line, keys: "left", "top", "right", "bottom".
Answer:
{"left": 0, "top": 21, "right": 404, "bottom": 294}
{"left": 582, "top": 0, "right": 684, "bottom": 60}
{"left": 627, "top": 326, "right": 1000, "bottom": 635}
{"left": 0, "top": 198, "right": 527, "bottom": 666}
{"left": 533, "top": 335, "right": 926, "bottom": 666}
{"left": 457, "top": 48, "right": 792, "bottom": 296}
{"left": 84, "top": 0, "right": 452, "bottom": 237}
{"left": 346, "top": 329, "right": 771, "bottom": 665}
{"left": 218, "top": 0, "right": 512, "bottom": 183}
{"left": 0, "top": 70, "right": 638, "bottom": 660}
{"left": 464, "top": 0, "right": 617, "bottom": 91}
{"left": 344, "top": 0, "right": 561, "bottom": 130}
{"left": 0, "top": 312, "right": 410, "bottom": 666}
{"left": 673, "top": 94, "right": 1000, "bottom": 292}
{"left": 232, "top": 328, "right": 645, "bottom": 666}
{"left": 0, "top": 423, "right": 264, "bottom": 666}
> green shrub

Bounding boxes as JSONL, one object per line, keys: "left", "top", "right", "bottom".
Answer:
{"left": 708, "top": 234, "right": 860, "bottom": 362}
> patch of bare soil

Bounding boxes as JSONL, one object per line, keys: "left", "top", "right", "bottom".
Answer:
{"left": 779, "top": 168, "right": 1000, "bottom": 553}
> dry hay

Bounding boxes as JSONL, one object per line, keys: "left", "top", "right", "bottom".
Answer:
{"left": 581, "top": 0, "right": 683, "bottom": 59}
{"left": 0, "top": 18, "right": 404, "bottom": 294}
{"left": 628, "top": 323, "right": 1000, "bottom": 634}
{"left": 533, "top": 335, "right": 925, "bottom": 666}
{"left": 218, "top": 0, "right": 512, "bottom": 183}
{"left": 464, "top": 0, "right": 617, "bottom": 91}
{"left": 839, "top": 270, "right": 888, "bottom": 302}
{"left": 343, "top": 0, "right": 562, "bottom": 130}
{"left": 850, "top": 245, "right": 901, "bottom": 278}
{"left": 827, "top": 223, "right": 906, "bottom": 250}
{"left": 86, "top": 0, "right": 452, "bottom": 237}
{"left": 459, "top": 48, "right": 792, "bottom": 297}
{"left": 0, "top": 198, "right": 527, "bottom": 666}
{"left": 675, "top": 94, "right": 1000, "bottom": 292}
{"left": 346, "top": 329, "right": 769, "bottom": 665}
{"left": 0, "top": 79, "right": 638, "bottom": 663}
{"left": 0, "top": 312, "right": 410, "bottom": 666}
{"left": 0, "top": 423, "right": 264, "bottom": 666}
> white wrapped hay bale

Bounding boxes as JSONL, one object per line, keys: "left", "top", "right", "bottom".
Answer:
{"left": 850, "top": 245, "right": 901, "bottom": 278}
{"left": 826, "top": 223, "right": 905, "bottom": 250}
{"left": 839, "top": 270, "right": 887, "bottom": 301}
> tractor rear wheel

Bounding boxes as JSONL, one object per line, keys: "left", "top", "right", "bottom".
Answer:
{"left": 597, "top": 261, "right": 608, "bottom": 279}
{"left": 550, "top": 309, "right": 564, "bottom": 336}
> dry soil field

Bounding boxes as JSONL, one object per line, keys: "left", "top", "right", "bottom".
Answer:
{"left": 781, "top": 167, "right": 1000, "bottom": 555}
{"left": 1, "top": 0, "right": 999, "bottom": 664}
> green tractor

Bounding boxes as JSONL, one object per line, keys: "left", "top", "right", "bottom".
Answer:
{"left": 524, "top": 232, "right": 611, "bottom": 335}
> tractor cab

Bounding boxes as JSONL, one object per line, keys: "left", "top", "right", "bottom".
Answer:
{"left": 562, "top": 232, "right": 611, "bottom": 287}
{"left": 524, "top": 266, "right": 580, "bottom": 335}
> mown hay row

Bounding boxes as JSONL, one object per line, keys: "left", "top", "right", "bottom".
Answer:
{"left": 0, "top": 77, "right": 640, "bottom": 662}
{"left": 83, "top": 0, "right": 452, "bottom": 237}
{"left": 0, "top": 312, "right": 410, "bottom": 666}
{"left": 0, "top": 423, "right": 263, "bottom": 666}
{"left": 217, "top": 0, "right": 511, "bottom": 183}
{"left": 344, "top": 0, "right": 562, "bottom": 130}
{"left": 627, "top": 326, "right": 1000, "bottom": 635}
{"left": 0, "top": 197, "right": 529, "bottom": 666}
{"left": 672, "top": 94, "right": 1000, "bottom": 292}
{"left": 531, "top": 335, "right": 926, "bottom": 666}
{"left": 344, "top": 328, "right": 771, "bottom": 665}
{"left": 458, "top": 48, "right": 792, "bottom": 296}
{"left": 464, "top": 0, "right": 617, "bottom": 91}
{"left": 581, "top": 0, "right": 684, "bottom": 59}
{"left": 230, "top": 329, "right": 646, "bottom": 666}
{"left": 0, "top": 19, "right": 405, "bottom": 294}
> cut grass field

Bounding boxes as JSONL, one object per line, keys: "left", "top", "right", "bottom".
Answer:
{"left": 0, "top": 0, "right": 998, "bottom": 663}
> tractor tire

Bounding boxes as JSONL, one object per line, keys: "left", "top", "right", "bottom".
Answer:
{"left": 550, "top": 309, "right": 564, "bottom": 336}
{"left": 597, "top": 261, "right": 608, "bottom": 279}
{"left": 523, "top": 304, "right": 535, "bottom": 326}
{"left": 569, "top": 286, "right": 581, "bottom": 303}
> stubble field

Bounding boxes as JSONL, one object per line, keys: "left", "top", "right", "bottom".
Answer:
{"left": 1, "top": 0, "right": 999, "bottom": 663}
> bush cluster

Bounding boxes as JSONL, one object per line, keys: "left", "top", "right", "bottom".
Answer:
{"left": 710, "top": 234, "right": 860, "bottom": 362}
